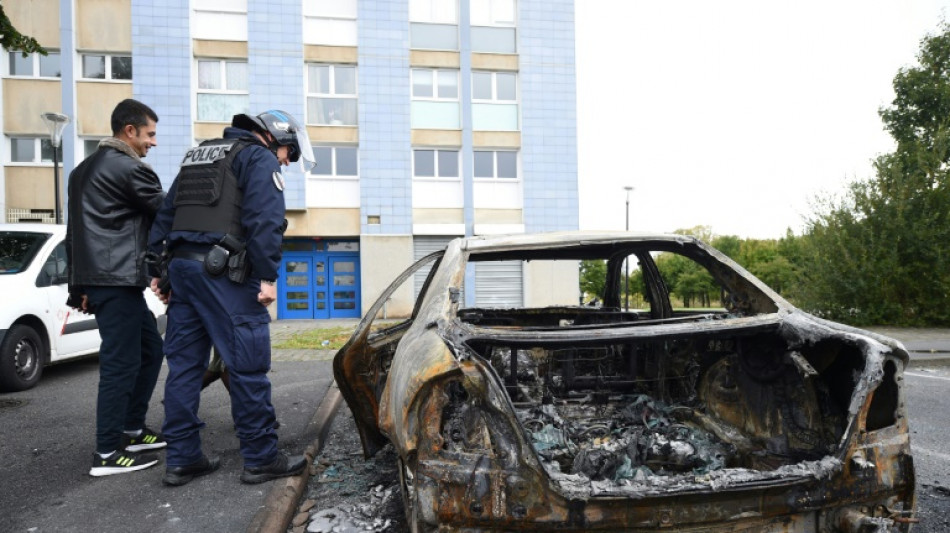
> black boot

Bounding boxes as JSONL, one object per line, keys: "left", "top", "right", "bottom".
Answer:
{"left": 163, "top": 455, "right": 221, "bottom": 486}
{"left": 240, "top": 452, "right": 307, "bottom": 484}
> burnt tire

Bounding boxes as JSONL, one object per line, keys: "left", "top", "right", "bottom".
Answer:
{"left": 0, "top": 324, "right": 45, "bottom": 392}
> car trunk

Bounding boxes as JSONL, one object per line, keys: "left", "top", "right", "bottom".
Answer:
{"left": 450, "top": 309, "right": 895, "bottom": 498}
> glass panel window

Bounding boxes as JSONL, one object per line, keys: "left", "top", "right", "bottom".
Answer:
{"left": 438, "top": 150, "right": 459, "bottom": 177}
{"left": 410, "top": 23, "right": 459, "bottom": 50}
{"left": 304, "top": 0, "right": 357, "bottom": 46}
{"left": 9, "top": 138, "right": 54, "bottom": 163}
{"left": 82, "top": 55, "right": 106, "bottom": 79}
{"left": 414, "top": 150, "right": 435, "bottom": 177}
{"left": 471, "top": 0, "right": 516, "bottom": 53}
{"left": 414, "top": 149, "right": 459, "bottom": 179}
{"left": 11, "top": 138, "right": 34, "bottom": 162}
{"left": 412, "top": 69, "right": 458, "bottom": 100}
{"left": 472, "top": 72, "right": 492, "bottom": 100}
{"left": 472, "top": 72, "right": 519, "bottom": 131}
{"left": 410, "top": 0, "right": 458, "bottom": 23}
{"left": 111, "top": 56, "right": 132, "bottom": 80}
{"left": 196, "top": 59, "right": 249, "bottom": 121}
{"left": 310, "top": 146, "right": 359, "bottom": 177}
{"left": 472, "top": 71, "right": 517, "bottom": 102}
{"left": 198, "top": 61, "right": 222, "bottom": 89}
{"left": 81, "top": 54, "right": 132, "bottom": 80}
{"left": 472, "top": 0, "right": 516, "bottom": 25}
{"left": 471, "top": 26, "right": 516, "bottom": 54}
{"left": 474, "top": 151, "right": 493, "bottom": 178}
{"left": 8, "top": 50, "right": 61, "bottom": 78}
{"left": 39, "top": 52, "right": 61, "bottom": 78}
{"left": 474, "top": 150, "right": 519, "bottom": 179}
{"left": 336, "top": 147, "right": 358, "bottom": 176}
{"left": 83, "top": 139, "right": 103, "bottom": 158}
{"left": 412, "top": 68, "right": 461, "bottom": 129}
{"left": 307, "top": 64, "right": 358, "bottom": 126}
{"left": 9, "top": 52, "right": 32, "bottom": 76}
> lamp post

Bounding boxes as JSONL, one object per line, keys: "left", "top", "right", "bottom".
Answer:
{"left": 41, "top": 112, "right": 70, "bottom": 224}
{"left": 623, "top": 185, "right": 634, "bottom": 311}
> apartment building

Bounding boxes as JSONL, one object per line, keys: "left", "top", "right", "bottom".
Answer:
{"left": 2, "top": 0, "right": 578, "bottom": 319}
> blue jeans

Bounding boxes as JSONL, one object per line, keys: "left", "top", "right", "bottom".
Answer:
{"left": 84, "top": 286, "right": 165, "bottom": 454}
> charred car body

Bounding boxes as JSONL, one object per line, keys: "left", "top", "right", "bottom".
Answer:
{"left": 334, "top": 232, "right": 916, "bottom": 532}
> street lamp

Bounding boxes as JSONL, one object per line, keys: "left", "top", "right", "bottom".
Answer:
{"left": 623, "top": 186, "right": 633, "bottom": 311}
{"left": 41, "top": 112, "right": 70, "bottom": 224}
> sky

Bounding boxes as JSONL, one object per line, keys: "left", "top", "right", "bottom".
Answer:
{"left": 575, "top": 1, "right": 950, "bottom": 239}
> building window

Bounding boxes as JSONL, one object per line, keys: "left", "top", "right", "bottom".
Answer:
{"left": 307, "top": 64, "right": 358, "bottom": 126}
{"left": 472, "top": 71, "right": 519, "bottom": 131}
{"left": 410, "top": 0, "right": 458, "bottom": 50}
{"left": 83, "top": 139, "right": 105, "bottom": 159}
{"left": 7, "top": 50, "right": 61, "bottom": 78}
{"left": 474, "top": 150, "right": 518, "bottom": 179}
{"left": 411, "top": 68, "right": 460, "bottom": 129}
{"left": 9, "top": 137, "right": 54, "bottom": 164}
{"left": 304, "top": 0, "right": 357, "bottom": 46}
{"left": 413, "top": 149, "right": 459, "bottom": 179}
{"left": 197, "top": 59, "right": 249, "bottom": 122}
{"left": 311, "top": 146, "right": 358, "bottom": 177}
{"left": 81, "top": 54, "right": 132, "bottom": 80}
{"left": 193, "top": 0, "right": 247, "bottom": 41}
{"left": 471, "top": 0, "right": 516, "bottom": 53}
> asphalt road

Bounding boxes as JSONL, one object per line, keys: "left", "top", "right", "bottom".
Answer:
{"left": 0, "top": 343, "right": 335, "bottom": 533}
{"left": 2, "top": 324, "right": 949, "bottom": 532}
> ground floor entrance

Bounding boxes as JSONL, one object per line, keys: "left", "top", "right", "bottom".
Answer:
{"left": 277, "top": 239, "right": 360, "bottom": 319}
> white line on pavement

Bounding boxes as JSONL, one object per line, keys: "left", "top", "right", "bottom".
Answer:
{"left": 906, "top": 371, "right": 950, "bottom": 382}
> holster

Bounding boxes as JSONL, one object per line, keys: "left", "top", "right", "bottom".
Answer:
{"left": 227, "top": 250, "right": 249, "bottom": 284}
{"left": 204, "top": 245, "right": 229, "bottom": 277}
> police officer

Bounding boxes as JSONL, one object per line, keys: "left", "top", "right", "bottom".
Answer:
{"left": 148, "top": 110, "right": 316, "bottom": 486}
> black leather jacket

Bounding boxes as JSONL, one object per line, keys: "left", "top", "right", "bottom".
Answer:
{"left": 66, "top": 140, "right": 165, "bottom": 290}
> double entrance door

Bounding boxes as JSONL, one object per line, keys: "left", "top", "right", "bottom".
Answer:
{"left": 279, "top": 252, "right": 360, "bottom": 319}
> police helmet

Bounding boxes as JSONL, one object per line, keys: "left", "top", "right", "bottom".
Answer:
{"left": 231, "top": 110, "right": 316, "bottom": 172}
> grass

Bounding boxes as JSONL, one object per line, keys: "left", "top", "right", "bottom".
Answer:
{"left": 273, "top": 325, "right": 357, "bottom": 350}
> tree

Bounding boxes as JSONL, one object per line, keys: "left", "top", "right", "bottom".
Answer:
{"left": 800, "top": 22, "right": 950, "bottom": 326}
{"left": 579, "top": 259, "right": 606, "bottom": 303}
{"left": 1, "top": 5, "right": 47, "bottom": 57}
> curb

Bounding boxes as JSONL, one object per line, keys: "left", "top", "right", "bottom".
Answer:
{"left": 247, "top": 382, "right": 343, "bottom": 533}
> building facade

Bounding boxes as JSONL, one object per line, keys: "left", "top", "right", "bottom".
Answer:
{"left": 2, "top": 0, "right": 578, "bottom": 319}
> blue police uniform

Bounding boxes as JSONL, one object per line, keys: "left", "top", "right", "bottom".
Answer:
{"left": 148, "top": 126, "right": 285, "bottom": 469}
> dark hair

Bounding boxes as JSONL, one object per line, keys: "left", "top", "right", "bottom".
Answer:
{"left": 110, "top": 99, "right": 158, "bottom": 136}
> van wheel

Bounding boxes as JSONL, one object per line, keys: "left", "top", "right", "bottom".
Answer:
{"left": 0, "top": 325, "right": 44, "bottom": 392}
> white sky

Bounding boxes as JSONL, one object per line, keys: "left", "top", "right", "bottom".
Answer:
{"left": 575, "top": 1, "right": 950, "bottom": 239}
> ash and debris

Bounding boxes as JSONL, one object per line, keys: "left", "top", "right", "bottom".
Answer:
{"left": 490, "top": 344, "right": 843, "bottom": 498}
{"left": 290, "top": 412, "right": 407, "bottom": 533}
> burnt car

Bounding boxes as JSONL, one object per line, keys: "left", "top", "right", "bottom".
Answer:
{"left": 334, "top": 232, "right": 916, "bottom": 532}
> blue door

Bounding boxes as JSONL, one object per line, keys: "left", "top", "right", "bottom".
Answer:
{"left": 328, "top": 256, "right": 360, "bottom": 318}
{"left": 278, "top": 244, "right": 359, "bottom": 319}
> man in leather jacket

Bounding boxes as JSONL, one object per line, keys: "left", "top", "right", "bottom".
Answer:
{"left": 66, "top": 98, "right": 167, "bottom": 477}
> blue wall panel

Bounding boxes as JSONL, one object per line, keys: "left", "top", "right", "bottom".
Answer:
{"left": 131, "top": 0, "right": 192, "bottom": 190}
{"left": 519, "top": 0, "right": 579, "bottom": 232}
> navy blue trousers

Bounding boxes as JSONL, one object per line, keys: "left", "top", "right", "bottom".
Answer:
{"left": 161, "top": 258, "right": 278, "bottom": 467}
{"left": 85, "top": 286, "right": 165, "bottom": 454}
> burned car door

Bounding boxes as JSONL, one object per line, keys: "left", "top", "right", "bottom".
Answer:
{"left": 333, "top": 250, "right": 444, "bottom": 456}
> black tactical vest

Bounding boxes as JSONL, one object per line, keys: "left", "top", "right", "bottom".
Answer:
{"left": 171, "top": 138, "right": 254, "bottom": 237}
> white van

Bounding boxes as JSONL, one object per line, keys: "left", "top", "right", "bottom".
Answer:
{"left": 0, "top": 223, "right": 166, "bottom": 392}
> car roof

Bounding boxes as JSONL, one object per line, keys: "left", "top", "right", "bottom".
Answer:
{"left": 0, "top": 223, "right": 65, "bottom": 237}
{"left": 455, "top": 231, "right": 704, "bottom": 261}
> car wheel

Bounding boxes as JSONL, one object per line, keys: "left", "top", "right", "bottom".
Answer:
{"left": 398, "top": 456, "right": 436, "bottom": 533}
{"left": 0, "top": 324, "right": 45, "bottom": 392}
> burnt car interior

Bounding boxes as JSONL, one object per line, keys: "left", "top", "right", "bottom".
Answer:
{"left": 372, "top": 241, "right": 903, "bottom": 492}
